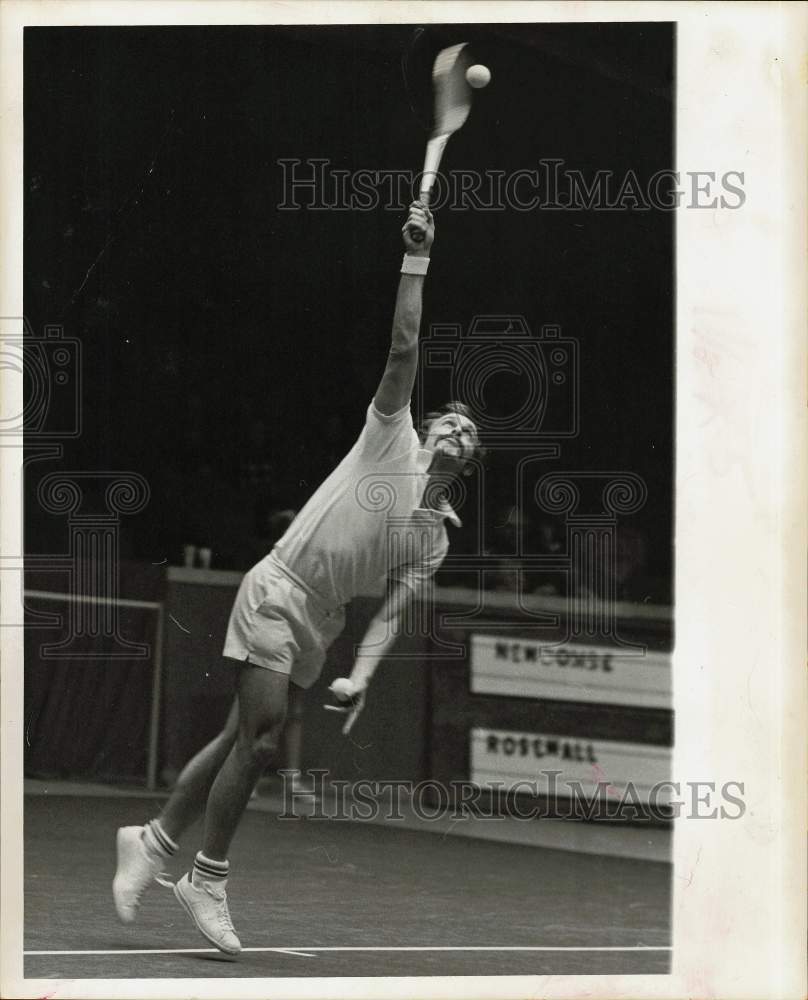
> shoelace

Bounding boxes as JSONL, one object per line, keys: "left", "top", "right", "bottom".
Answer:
{"left": 154, "top": 872, "right": 175, "bottom": 889}
{"left": 202, "top": 883, "right": 236, "bottom": 933}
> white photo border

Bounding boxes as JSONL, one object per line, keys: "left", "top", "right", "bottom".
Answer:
{"left": 1, "top": 2, "right": 805, "bottom": 998}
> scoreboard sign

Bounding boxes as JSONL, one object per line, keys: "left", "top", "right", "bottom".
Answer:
{"left": 469, "top": 634, "right": 671, "bottom": 709}
{"left": 470, "top": 727, "right": 672, "bottom": 804}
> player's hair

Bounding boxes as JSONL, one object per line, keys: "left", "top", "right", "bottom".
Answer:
{"left": 417, "top": 401, "right": 485, "bottom": 464}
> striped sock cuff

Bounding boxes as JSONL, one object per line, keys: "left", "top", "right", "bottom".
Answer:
{"left": 193, "top": 851, "right": 229, "bottom": 884}
{"left": 143, "top": 819, "right": 178, "bottom": 858}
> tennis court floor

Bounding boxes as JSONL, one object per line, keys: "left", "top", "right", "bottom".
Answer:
{"left": 24, "top": 792, "right": 671, "bottom": 979}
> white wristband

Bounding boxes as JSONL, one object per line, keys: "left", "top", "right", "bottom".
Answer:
{"left": 401, "top": 254, "right": 430, "bottom": 276}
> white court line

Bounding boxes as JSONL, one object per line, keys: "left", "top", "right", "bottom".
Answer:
{"left": 25, "top": 945, "right": 671, "bottom": 956}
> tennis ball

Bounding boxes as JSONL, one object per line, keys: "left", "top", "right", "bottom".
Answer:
{"left": 330, "top": 678, "right": 358, "bottom": 701}
{"left": 466, "top": 64, "right": 491, "bottom": 89}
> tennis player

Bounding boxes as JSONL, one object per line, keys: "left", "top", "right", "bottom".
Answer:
{"left": 113, "top": 202, "right": 480, "bottom": 955}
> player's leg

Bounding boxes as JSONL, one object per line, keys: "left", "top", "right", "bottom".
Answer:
{"left": 173, "top": 662, "right": 289, "bottom": 955}
{"left": 158, "top": 697, "right": 239, "bottom": 841}
{"left": 201, "top": 662, "right": 288, "bottom": 858}
{"left": 112, "top": 698, "right": 239, "bottom": 924}
{"left": 281, "top": 682, "right": 306, "bottom": 787}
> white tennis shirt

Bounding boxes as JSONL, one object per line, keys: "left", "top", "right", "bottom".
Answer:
{"left": 272, "top": 400, "right": 460, "bottom": 607}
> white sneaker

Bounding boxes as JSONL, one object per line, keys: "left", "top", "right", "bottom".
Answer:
{"left": 173, "top": 873, "right": 241, "bottom": 955}
{"left": 113, "top": 826, "right": 164, "bottom": 923}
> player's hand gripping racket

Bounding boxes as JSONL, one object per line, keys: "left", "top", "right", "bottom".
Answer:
{"left": 408, "top": 42, "right": 473, "bottom": 244}
{"left": 324, "top": 678, "right": 366, "bottom": 735}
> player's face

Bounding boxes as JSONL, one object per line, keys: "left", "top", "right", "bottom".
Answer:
{"left": 424, "top": 412, "right": 479, "bottom": 466}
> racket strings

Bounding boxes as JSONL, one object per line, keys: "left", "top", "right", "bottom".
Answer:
{"left": 432, "top": 43, "right": 472, "bottom": 136}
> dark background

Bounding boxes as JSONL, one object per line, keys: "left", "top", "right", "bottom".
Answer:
{"left": 24, "top": 23, "right": 674, "bottom": 600}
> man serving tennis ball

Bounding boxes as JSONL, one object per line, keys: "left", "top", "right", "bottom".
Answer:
{"left": 113, "top": 201, "right": 481, "bottom": 955}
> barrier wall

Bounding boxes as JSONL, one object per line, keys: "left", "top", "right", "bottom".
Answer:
{"left": 22, "top": 566, "right": 672, "bottom": 803}
{"left": 162, "top": 568, "right": 432, "bottom": 785}
{"left": 163, "top": 570, "right": 673, "bottom": 801}
{"left": 425, "top": 593, "right": 672, "bottom": 811}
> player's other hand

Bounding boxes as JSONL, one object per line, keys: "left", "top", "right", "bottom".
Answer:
{"left": 328, "top": 677, "right": 366, "bottom": 709}
{"left": 402, "top": 201, "right": 434, "bottom": 254}
{"left": 327, "top": 677, "right": 366, "bottom": 735}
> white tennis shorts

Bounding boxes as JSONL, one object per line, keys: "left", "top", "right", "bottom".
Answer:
{"left": 223, "top": 552, "right": 346, "bottom": 689}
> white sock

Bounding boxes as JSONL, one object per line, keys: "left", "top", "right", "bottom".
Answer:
{"left": 192, "top": 851, "right": 229, "bottom": 887}
{"left": 142, "top": 819, "right": 178, "bottom": 858}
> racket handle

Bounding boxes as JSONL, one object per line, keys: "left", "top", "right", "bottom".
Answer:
{"left": 408, "top": 190, "right": 431, "bottom": 243}
{"left": 342, "top": 705, "right": 362, "bottom": 735}
{"left": 323, "top": 700, "right": 363, "bottom": 735}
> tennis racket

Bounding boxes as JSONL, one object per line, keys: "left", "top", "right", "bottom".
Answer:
{"left": 408, "top": 42, "right": 473, "bottom": 243}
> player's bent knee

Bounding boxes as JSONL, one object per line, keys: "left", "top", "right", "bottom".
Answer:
{"left": 255, "top": 728, "right": 281, "bottom": 760}
{"left": 237, "top": 725, "right": 282, "bottom": 770}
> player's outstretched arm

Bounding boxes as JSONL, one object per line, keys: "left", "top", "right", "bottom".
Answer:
{"left": 373, "top": 202, "right": 435, "bottom": 417}
{"left": 349, "top": 579, "right": 414, "bottom": 689}
{"left": 326, "top": 580, "right": 416, "bottom": 733}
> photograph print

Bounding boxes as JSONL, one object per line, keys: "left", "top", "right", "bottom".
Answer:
{"left": 19, "top": 17, "right": 679, "bottom": 985}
